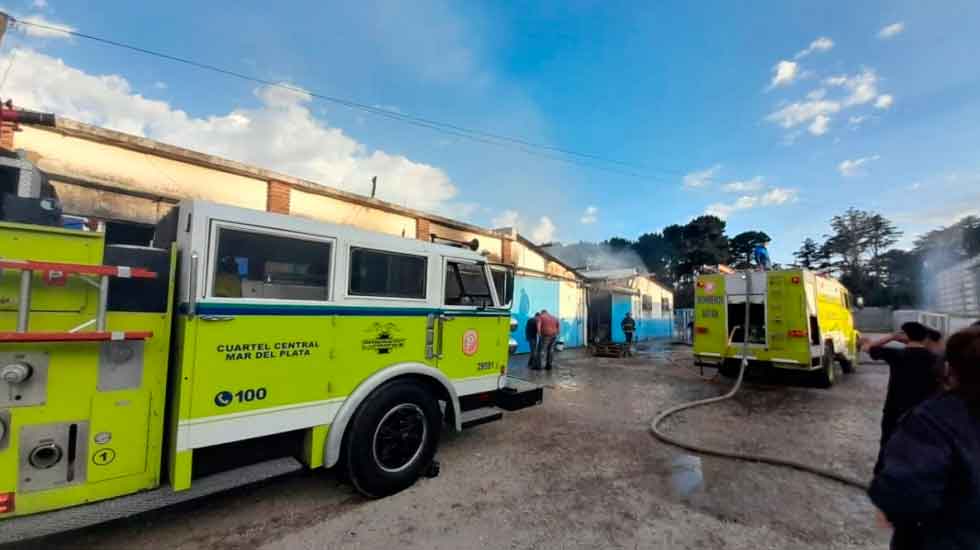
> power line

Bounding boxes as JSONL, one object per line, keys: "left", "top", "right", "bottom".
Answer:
{"left": 9, "top": 16, "right": 687, "bottom": 181}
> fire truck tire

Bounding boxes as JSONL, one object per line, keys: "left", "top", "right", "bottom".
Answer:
{"left": 815, "top": 342, "right": 839, "bottom": 389}
{"left": 838, "top": 353, "right": 855, "bottom": 374}
{"left": 342, "top": 380, "right": 442, "bottom": 498}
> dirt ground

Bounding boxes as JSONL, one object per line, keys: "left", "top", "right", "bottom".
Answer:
{"left": 14, "top": 344, "right": 891, "bottom": 550}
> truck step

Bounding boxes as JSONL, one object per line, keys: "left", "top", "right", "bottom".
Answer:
{"left": 460, "top": 406, "right": 503, "bottom": 429}
{"left": 497, "top": 376, "right": 544, "bottom": 411}
{"left": 0, "top": 456, "right": 303, "bottom": 544}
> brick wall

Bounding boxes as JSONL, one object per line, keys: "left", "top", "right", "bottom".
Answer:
{"left": 501, "top": 238, "right": 514, "bottom": 265}
{"left": 266, "top": 180, "right": 291, "bottom": 214}
{"left": 415, "top": 217, "right": 431, "bottom": 241}
{"left": 0, "top": 121, "right": 16, "bottom": 150}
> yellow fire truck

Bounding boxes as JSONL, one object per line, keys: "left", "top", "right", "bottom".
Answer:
{"left": 692, "top": 269, "right": 861, "bottom": 387}
{"left": 0, "top": 154, "right": 541, "bottom": 541}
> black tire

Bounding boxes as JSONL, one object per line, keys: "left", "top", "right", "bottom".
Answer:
{"left": 342, "top": 380, "right": 442, "bottom": 498}
{"left": 815, "top": 342, "right": 840, "bottom": 388}
{"left": 838, "top": 353, "right": 855, "bottom": 374}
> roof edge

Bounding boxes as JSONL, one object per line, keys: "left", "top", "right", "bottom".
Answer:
{"left": 31, "top": 118, "right": 511, "bottom": 242}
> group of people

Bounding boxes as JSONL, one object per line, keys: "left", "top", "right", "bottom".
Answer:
{"left": 524, "top": 311, "right": 639, "bottom": 368}
{"left": 865, "top": 320, "right": 980, "bottom": 549}
{"left": 524, "top": 309, "right": 560, "bottom": 370}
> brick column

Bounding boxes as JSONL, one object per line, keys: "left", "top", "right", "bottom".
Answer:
{"left": 501, "top": 238, "right": 515, "bottom": 265}
{"left": 0, "top": 120, "right": 16, "bottom": 150}
{"left": 415, "top": 217, "right": 431, "bottom": 241}
{"left": 267, "top": 180, "right": 291, "bottom": 214}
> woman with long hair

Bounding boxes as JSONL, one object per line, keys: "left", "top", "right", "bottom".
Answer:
{"left": 869, "top": 326, "right": 980, "bottom": 549}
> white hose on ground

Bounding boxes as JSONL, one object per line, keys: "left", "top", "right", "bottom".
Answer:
{"left": 650, "top": 358, "right": 869, "bottom": 491}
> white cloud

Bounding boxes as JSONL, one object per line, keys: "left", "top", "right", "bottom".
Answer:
{"left": 2, "top": 48, "right": 468, "bottom": 216}
{"left": 825, "top": 68, "right": 882, "bottom": 107}
{"left": 878, "top": 22, "right": 905, "bottom": 39}
{"left": 153, "top": 81, "right": 168, "bottom": 90}
{"left": 874, "top": 94, "right": 893, "bottom": 109}
{"left": 579, "top": 205, "right": 598, "bottom": 224}
{"left": 13, "top": 14, "right": 75, "bottom": 39}
{"left": 491, "top": 209, "right": 520, "bottom": 229}
{"left": 722, "top": 176, "right": 764, "bottom": 193}
{"left": 769, "top": 69, "right": 892, "bottom": 137}
{"left": 32, "top": 0, "right": 48, "bottom": 8}
{"left": 838, "top": 154, "right": 880, "bottom": 177}
{"left": 706, "top": 186, "right": 798, "bottom": 219}
{"left": 766, "top": 99, "right": 841, "bottom": 129}
{"left": 531, "top": 216, "right": 556, "bottom": 244}
{"left": 794, "top": 37, "right": 834, "bottom": 59}
{"left": 769, "top": 60, "right": 799, "bottom": 88}
{"left": 849, "top": 115, "right": 868, "bottom": 126}
{"left": 491, "top": 210, "right": 557, "bottom": 244}
{"left": 807, "top": 88, "right": 827, "bottom": 100}
{"left": 809, "top": 114, "right": 831, "bottom": 135}
{"left": 683, "top": 164, "right": 721, "bottom": 188}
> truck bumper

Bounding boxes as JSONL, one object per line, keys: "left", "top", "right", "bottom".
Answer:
{"left": 496, "top": 376, "right": 544, "bottom": 411}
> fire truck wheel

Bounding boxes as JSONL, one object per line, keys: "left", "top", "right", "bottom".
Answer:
{"left": 343, "top": 380, "right": 442, "bottom": 498}
{"left": 837, "top": 353, "right": 855, "bottom": 374}
{"left": 815, "top": 342, "right": 839, "bottom": 388}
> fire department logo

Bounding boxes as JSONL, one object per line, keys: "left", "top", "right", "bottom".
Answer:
{"left": 462, "top": 329, "right": 479, "bottom": 356}
{"left": 703, "top": 281, "right": 716, "bottom": 294}
{"left": 362, "top": 322, "right": 406, "bottom": 355}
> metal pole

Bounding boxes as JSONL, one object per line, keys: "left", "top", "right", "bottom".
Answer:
{"left": 741, "top": 272, "right": 751, "bottom": 369}
{"left": 16, "top": 269, "right": 32, "bottom": 332}
{"left": 96, "top": 274, "right": 109, "bottom": 331}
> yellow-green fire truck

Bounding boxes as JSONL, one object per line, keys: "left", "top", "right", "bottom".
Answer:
{"left": 692, "top": 269, "right": 861, "bottom": 387}
{"left": 0, "top": 162, "right": 541, "bottom": 540}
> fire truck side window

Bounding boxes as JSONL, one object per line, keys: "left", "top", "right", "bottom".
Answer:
{"left": 445, "top": 261, "right": 493, "bottom": 307}
{"left": 211, "top": 227, "right": 332, "bottom": 301}
{"left": 348, "top": 247, "right": 427, "bottom": 299}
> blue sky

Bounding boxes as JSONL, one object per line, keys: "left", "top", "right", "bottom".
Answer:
{"left": 4, "top": 1, "right": 980, "bottom": 263}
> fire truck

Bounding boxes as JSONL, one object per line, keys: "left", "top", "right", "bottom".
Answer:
{"left": 0, "top": 112, "right": 542, "bottom": 542}
{"left": 693, "top": 269, "right": 861, "bottom": 387}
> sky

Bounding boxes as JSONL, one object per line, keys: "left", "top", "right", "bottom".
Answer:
{"left": 2, "top": 1, "right": 979, "bottom": 263}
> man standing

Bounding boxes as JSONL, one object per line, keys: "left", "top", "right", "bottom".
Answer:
{"left": 525, "top": 312, "right": 540, "bottom": 369}
{"left": 864, "top": 322, "right": 942, "bottom": 475}
{"left": 621, "top": 312, "right": 636, "bottom": 356}
{"left": 536, "top": 309, "right": 560, "bottom": 370}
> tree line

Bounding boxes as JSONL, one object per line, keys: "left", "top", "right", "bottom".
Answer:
{"left": 565, "top": 210, "right": 980, "bottom": 309}
{"left": 596, "top": 215, "right": 770, "bottom": 308}
{"left": 794, "top": 209, "right": 980, "bottom": 308}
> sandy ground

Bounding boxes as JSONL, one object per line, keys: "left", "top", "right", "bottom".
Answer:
{"left": 13, "top": 344, "right": 891, "bottom": 550}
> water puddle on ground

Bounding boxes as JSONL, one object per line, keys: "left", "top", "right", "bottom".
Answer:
{"left": 670, "top": 454, "right": 705, "bottom": 498}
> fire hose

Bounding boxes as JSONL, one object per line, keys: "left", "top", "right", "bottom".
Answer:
{"left": 650, "top": 273, "right": 868, "bottom": 491}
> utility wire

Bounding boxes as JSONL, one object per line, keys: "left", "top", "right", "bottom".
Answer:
{"left": 10, "top": 16, "right": 688, "bottom": 180}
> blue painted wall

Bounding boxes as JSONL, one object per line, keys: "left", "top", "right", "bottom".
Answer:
{"left": 512, "top": 275, "right": 560, "bottom": 353}
{"left": 610, "top": 293, "right": 633, "bottom": 343}
{"left": 560, "top": 318, "right": 584, "bottom": 348}
{"left": 637, "top": 319, "right": 672, "bottom": 339}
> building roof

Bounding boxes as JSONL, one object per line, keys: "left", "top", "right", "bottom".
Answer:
{"left": 578, "top": 268, "right": 640, "bottom": 281}
{"left": 38, "top": 117, "right": 510, "bottom": 242}
{"left": 28, "top": 116, "right": 585, "bottom": 281}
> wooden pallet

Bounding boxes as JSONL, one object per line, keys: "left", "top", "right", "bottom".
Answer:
{"left": 591, "top": 342, "right": 629, "bottom": 358}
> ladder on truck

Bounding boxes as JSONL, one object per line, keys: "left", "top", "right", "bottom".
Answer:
{"left": 0, "top": 259, "right": 157, "bottom": 343}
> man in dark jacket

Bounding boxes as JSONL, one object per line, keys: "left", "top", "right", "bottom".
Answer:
{"left": 621, "top": 312, "right": 636, "bottom": 356}
{"left": 525, "top": 312, "right": 540, "bottom": 369}
{"left": 870, "top": 326, "right": 980, "bottom": 550}
{"left": 866, "top": 322, "right": 943, "bottom": 475}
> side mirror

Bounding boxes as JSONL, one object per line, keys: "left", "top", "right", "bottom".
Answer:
{"left": 855, "top": 296, "right": 865, "bottom": 310}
